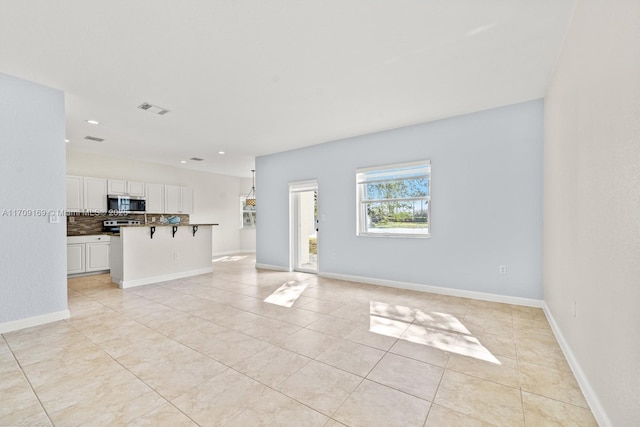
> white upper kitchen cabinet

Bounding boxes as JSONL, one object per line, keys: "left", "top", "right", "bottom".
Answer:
{"left": 108, "top": 179, "right": 146, "bottom": 197}
{"left": 146, "top": 183, "right": 165, "bottom": 213}
{"left": 83, "top": 177, "right": 107, "bottom": 212}
{"left": 164, "top": 185, "right": 192, "bottom": 214}
{"left": 66, "top": 175, "right": 84, "bottom": 212}
{"left": 182, "top": 187, "right": 193, "bottom": 214}
{"left": 164, "top": 185, "right": 181, "bottom": 213}
{"left": 107, "top": 179, "right": 127, "bottom": 195}
{"left": 127, "top": 181, "right": 146, "bottom": 197}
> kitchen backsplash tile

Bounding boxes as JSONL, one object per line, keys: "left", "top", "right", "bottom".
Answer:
{"left": 67, "top": 213, "right": 190, "bottom": 236}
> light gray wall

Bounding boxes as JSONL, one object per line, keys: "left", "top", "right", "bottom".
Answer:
{"left": 544, "top": 0, "right": 640, "bottom": 425}
{"left": 257, "top": 100, "right": 543, "bottom": 299}
{"left": 0, "top": 73, "right": 67, "bottom": 324}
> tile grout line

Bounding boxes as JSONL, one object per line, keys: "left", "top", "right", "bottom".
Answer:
{"left": 430, "top": 305, "right": 522, "bottom": 426}
{"left": 64, "top": 264, "right": 591, "bottom": 426}
{"left": 116, "top": 275, "right": 454, "bottom": 420}
{"left": 63, "top": 312, "right": 202, "bottom": 426}
{"left": 327, "top": 324, "right": 402, "bottom": 423}
{"left": 514, "top": 306, "right": 528, "bottom": 427}
{"left": 520, "top": 388, "right": 527, "bottom": 426}
{"left": 73, "top": 277, "right": 337, "bottom": 425}
{"left": 1, "top": 334, "right": 56, "bottom": 427}
{"left": 67, "top": 285, "right": 231, "bottom": 426}
{"left": 147, "top": 274, "right": 433, "bottom": 423}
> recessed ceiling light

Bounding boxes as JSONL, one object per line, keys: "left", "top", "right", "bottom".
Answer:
{"left": 86, "top": 119, "right": 100, "bottom": 125}
{"left": 65, "top": 139, "right": 69, "bottom": 143}
{"left": 218, "top": 151, "right": 225, "bottom": 155}
{"left": 180, "top": 160, "right": 187, "bottom": 164}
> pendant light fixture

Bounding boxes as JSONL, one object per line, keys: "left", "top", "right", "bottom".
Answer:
{"left": 245, "top": 169, "right": 256, "bottom": 206}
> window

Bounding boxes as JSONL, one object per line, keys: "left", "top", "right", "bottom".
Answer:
{"left": 240, "top": 196, "right": 256, "bottom": 227}
{"left": 356, "top": 160, "right": 430, "bottom": 237}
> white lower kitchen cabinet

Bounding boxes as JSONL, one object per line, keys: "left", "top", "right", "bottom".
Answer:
{"left": 67, "top": 243, "right": 85, "bottom": 274}
{"left": 67, "top": 235, "right": 111, "bottom": 275}
{"left": 86, "top": 241, "right": 110, "bottom": 271}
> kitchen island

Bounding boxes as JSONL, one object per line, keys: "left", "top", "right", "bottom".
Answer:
{"left": 110, "top": 223, "right": 218, "bottom": 288}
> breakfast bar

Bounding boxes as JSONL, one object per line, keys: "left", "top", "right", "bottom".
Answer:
{"left": 110, "top": 223, "right": 218, "bottom": 288}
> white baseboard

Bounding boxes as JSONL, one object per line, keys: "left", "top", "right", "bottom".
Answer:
{"left": 0, "top": 310, "right": 70, "bottom": 334}
{"left": 319, "top": 271, "right": 543, "bottom": 308}
{"left": 212, "top": 249, "right": 256, "bottom": 257}
{"left": 118, "top": 267, "right": 214, "bottom": 289}
{"left": 67, "top": 270, "right": 110, "bottom": 278}
{"left": 542, "top": 303, "right": 611, "bottom": 427}
{"left": 255, "top": 263, "right": 290, "bottom": 272}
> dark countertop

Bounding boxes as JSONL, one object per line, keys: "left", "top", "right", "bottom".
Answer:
{"left": 119, "top": 223, "right": 219, "bottom": 227}
{"left": 67, "top": 224, "right": 218, "bottom": 237}
{"left": 67, "top": 232, "right": 119, "bottom": 237}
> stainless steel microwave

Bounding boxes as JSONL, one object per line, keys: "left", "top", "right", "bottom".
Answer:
{"left": 106, "top": 195, "right": 146, "bottom": 213}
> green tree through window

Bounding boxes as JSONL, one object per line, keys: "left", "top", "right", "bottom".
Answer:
{"left": 357, "top": 161, "right": 430, "bottom": 236}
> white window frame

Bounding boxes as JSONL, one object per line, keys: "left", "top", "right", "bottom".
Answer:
{"left": 356, "top": 160, "right": 431, "bottom": 238}
{"left": 240, "top": 195, "right": 256, "bottom": 228}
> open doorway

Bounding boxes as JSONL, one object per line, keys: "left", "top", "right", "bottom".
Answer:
{"left": 290, "top": 180, "right": 318, "bottom": 273}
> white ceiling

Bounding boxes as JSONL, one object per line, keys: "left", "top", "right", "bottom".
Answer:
{"left": 0, "top": 0, "right": 575, "bottom": 177}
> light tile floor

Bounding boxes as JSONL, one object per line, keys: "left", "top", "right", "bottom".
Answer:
{"left": 0, "top": 254, "right": 598, "bottom": 426}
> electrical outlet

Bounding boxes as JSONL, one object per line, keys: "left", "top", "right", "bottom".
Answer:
{"left": 331, "top": 252, "right": 337, "bottom": 260}
{"left": 572, "top": 301, "right": 577, "bottom": 318}
{"left": 499, "top": 265, "right": 507, "bottom": 275}
{"left": 174, "top": 252, "right": 179, "bottom": 260}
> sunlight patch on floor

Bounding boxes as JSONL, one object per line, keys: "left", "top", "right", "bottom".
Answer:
{"left": 212, "top": 255, "right": 248, "bottom": 262}
{"left": 264, "top": 280, "right": 309, "bottom": 308}
{"left": 369, "top": 301, "right": 501, "bottom": 364}
{"left": 369, "top": 314, "right": 408, "bottom": 339}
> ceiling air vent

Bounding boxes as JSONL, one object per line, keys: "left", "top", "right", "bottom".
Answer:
{"left": 138, "top": 102, "right": 170, "bottom": 115}
{"left": 190, "top": 157, "right": 204, "bottom": 161}
{"left": 84, "top": 136, "right": 105, "bottom": 142}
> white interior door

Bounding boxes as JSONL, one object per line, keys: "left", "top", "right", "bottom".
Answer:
{"left": 290, "top": 181, "right": 318, "bottom": 273}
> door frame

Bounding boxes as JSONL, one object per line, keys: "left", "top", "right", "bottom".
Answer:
{"left": 289, "top": 179, "right": 318, "bottom": 273}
